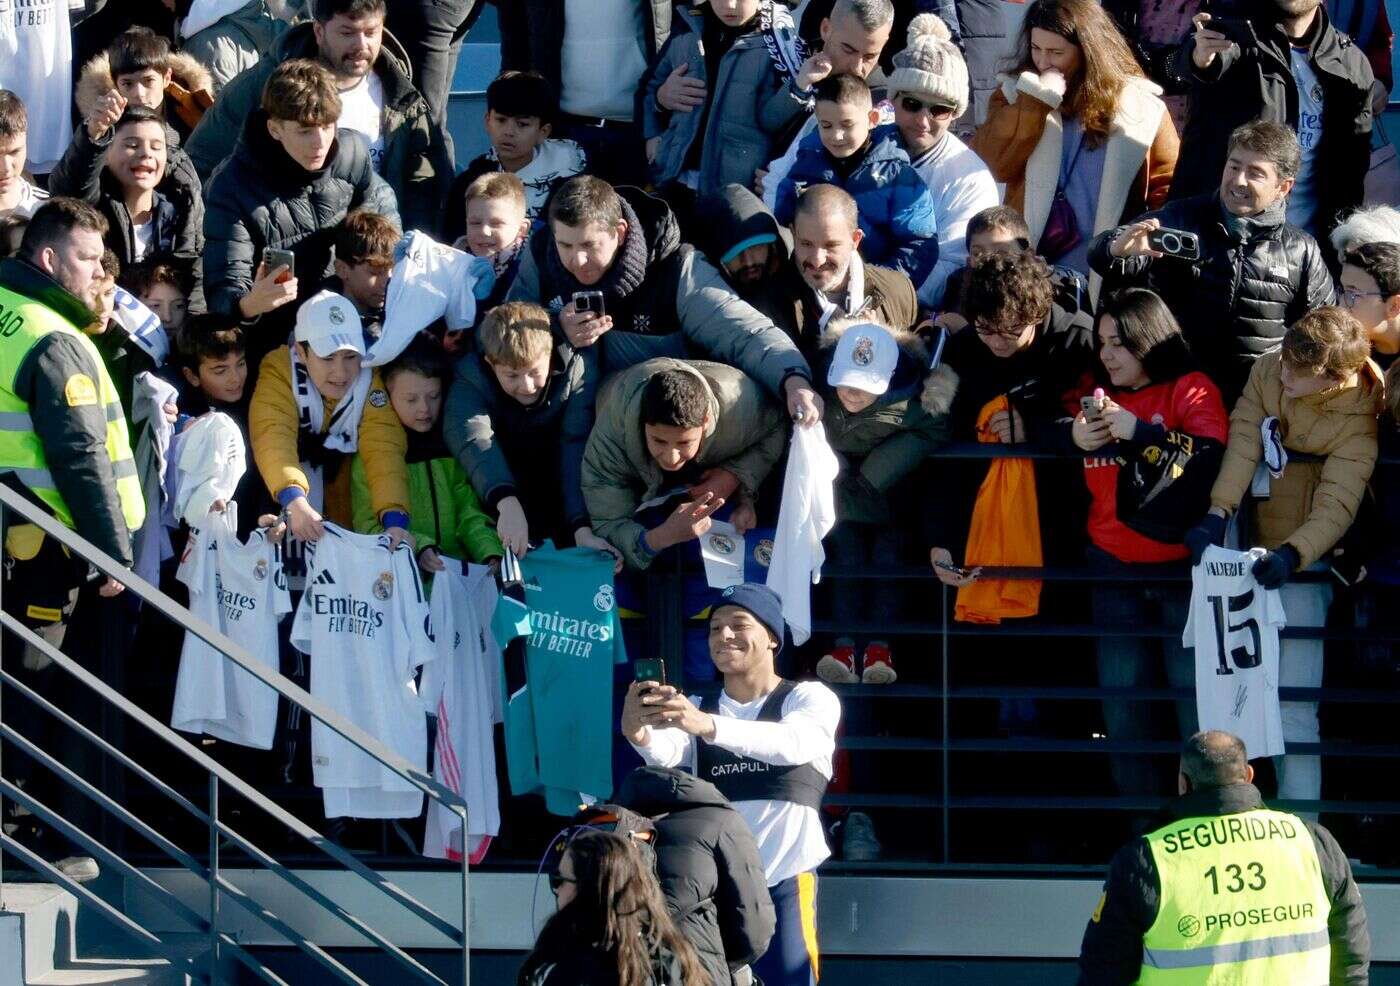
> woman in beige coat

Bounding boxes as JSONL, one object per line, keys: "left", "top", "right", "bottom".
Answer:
{"left": 972, "top": 0, "right": 1177, "bottom": 301}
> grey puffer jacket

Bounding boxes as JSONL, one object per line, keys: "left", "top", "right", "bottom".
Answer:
{"left": 641, "top": 2, "right": 809, "bottom": 196}
{"left": 181, "top": 0, "right": 288, "bottom": 94}
{"left": 202, "top": 109, "right": 399, "bottom": 348}
{"left": 507, "top": 185, "right": 812, "bottom": 398}
{"left": 1089, "top": 193, "right": 1336, "bottom": 404}
{"left": 185, "top": 23, "right": 452, "bottom": 235}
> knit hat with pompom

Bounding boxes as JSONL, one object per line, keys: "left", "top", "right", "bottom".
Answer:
{"left": 886, "top": 14, "right": 969, "bottom": 119}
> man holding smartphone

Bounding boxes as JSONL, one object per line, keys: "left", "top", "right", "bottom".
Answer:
{"left": 508, "top": 175, "right": 825, "bottom": 427}
{"left": 622, "top": 583, "right": 839, "bottom": 986}
{"left": 1089, "top": 120, "right": 1334, "bottom": 404}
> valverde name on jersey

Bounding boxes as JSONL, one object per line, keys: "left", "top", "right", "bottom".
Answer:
{"left": 1157, "top": 813, "right": 1301, "bottom": 854}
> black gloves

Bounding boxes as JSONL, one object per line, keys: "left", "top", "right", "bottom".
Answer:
{"left": 1184, "top": 513, "right": 1228, "bottom": 565}
{"left": 1252, "top": 545, "right": 1300, "bottom": 590}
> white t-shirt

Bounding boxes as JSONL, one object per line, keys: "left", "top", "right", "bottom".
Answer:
{"left": 767, "top": 425, "right": 839, "bottom": 646}
{"left": 0, "top": 178, "right": 48, "bottom": 220}
{"left": 560, "top": 0, "right": 648, "bottom": 121}
{"left": 338, "top": 73, "right": 386, "bottom": 171}
{"left": 0, "top": 0, "right": 72, "bottom": 173}
{"left": 1286, "top": 47, "right": 1325, "bottom": 234}
{"left": 420, "top": 559, "right": 503, "bottom": 863}
{"left": 132, "top": 219, "right": 155, "bottom": 262}
{"left": 171, "top": 512, "right": 290, "bottom": 749}
{"left": 633, "top": 680, "right": 840, "bottom": 886}
{"left": 291, "top": 525, "right": 435, "bottom": 818}
{"left": 1184, "top": 546, "right": 1288, "bottom": 758}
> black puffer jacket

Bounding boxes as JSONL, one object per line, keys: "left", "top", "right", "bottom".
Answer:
{"left": 1089, "top": 193, "right": 1336, "bottom": 404}
{"left": 185, "top": 23, "right": 452, "bottom": 235}
{"left": 1077, "top": 783, "right": 1370, "bottom": 986}
{"left": 506, "top": 185, "right": 811, "bottom": 396}
{"left": 46, "top": 122, "right": 204, "bottom": 297}
{"left": 1163, "top": 0, "right": 1373, "bottom": 238}
{"left": 617, "top": 767, "right": 775, "bottom": 986}
{"left": 202, "top": 109, "right": 399, "bottom": 358}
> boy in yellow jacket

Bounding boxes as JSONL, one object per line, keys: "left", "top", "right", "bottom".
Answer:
{"left": 249, "top": 290, "right": 411, "bottom": 547}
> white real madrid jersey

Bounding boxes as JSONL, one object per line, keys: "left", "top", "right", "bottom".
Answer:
{"left": 420, "top": 558, "right": 502, "bottom": 862}
{"left": 172, "top": 510, "right": 290, "bottom": 749}
{"left": 1184, "top": 546, "right": 1288, "bottom": 758}
{"left": 291, "top": 525, "right": 436, "bottom": 818}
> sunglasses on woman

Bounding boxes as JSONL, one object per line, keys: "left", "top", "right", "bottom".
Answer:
{"left": 899, "top": 96, "right": 956, "bottom": 118}
{"left": 549, "top": 873, "right": 576, "bottom": 895}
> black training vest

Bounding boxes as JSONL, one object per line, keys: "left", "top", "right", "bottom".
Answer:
{"left": 695, "top": 681, "right": 828, "bottom": 810}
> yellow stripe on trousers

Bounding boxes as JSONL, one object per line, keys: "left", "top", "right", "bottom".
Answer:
{"left": 798, "top": 871, "right": 820, "bottom": 982}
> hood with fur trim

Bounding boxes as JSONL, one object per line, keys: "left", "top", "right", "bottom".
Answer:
{"left": 76, "top": 51, "right": 215, "bottom": 123}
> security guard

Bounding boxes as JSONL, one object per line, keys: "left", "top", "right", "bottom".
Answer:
{"left": 1077, "top": 730, "right": 1370, "bottom": 985}
{"left": 0, "top": 198, "right": 143, "bottom": 614}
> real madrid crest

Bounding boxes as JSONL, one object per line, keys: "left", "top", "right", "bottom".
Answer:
{"left": 593, "top": 584, "right": 615, "bottom": 612}
{"left": 373, "top": 571, "right": 394, "bottom": 600}
{"left": 754, "top": 539, "right": 774, "bottom": 567}
{"left": 369, "top": 389, "right": 389, "bottom": 407}
{"left": 253, "top": 558, "right": 268, "bottom": 582}
{"left": 710, "top": 533, "right": 736, "bottom": 555}
{"left": 328, "top": 305, "right": 345, "bottom": 325}
{"left": 853, "top": 335, "right": 874, "bottom": 366}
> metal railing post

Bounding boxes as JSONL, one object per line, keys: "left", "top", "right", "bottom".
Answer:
{"left": 208, "top": 774, "right": 220, "bottom": 982}
{"left": 459, "top": 806, "right": 470, "bottom": 986}
{"left": 940, "top": 582, "right": 950, "bottom": 864}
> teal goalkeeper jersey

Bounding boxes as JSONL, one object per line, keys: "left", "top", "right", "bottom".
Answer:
{"left": 492, "top": 543, "right": 626, "bottom": 815}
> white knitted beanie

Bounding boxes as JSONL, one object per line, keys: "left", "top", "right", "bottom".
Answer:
{"left": 886, "top": 14, "right": 970, "bottom": 119}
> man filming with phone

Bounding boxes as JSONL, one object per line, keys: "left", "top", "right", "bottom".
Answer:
{"left": 622, "top": 583, "right": 839, "bottom": 986}
{"left": 1089, "top": 120, "right": 1334, "bottom": 404}
{"left": 508, "top": 175, "right": 826, "bottom": 428}
{"left": 1163, "top": 0, "right": 1373, "bottom": 244}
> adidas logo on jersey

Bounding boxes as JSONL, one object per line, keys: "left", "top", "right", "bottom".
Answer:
{"left": 313, "top": 569, "right": 337, "bottom": 586}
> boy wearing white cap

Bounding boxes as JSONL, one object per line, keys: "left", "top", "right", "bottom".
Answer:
{"left": 814, "top": 317, "right": 949, "bottom": 685}
{"left": 249, "top": 289, "right": 412, "bottom": 546}
{"left": 885, "top": 14, "right": 997, "bottom": 310}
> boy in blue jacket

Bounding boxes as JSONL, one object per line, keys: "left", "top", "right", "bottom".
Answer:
{"left": 773, "top": 72, "right": 938, "bottom": 284}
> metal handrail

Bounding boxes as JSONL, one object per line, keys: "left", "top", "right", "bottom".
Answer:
{"left": 0, "top": 485, "right": 472, "bottom": 984}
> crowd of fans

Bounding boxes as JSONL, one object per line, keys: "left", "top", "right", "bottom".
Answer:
{"left": 0, "top": 0, "right": 1397, "bottom": 981}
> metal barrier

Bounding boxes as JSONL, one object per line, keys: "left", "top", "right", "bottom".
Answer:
{"left": 635, "top": 441, "right": 1400, "bottom": 871}
{"left": 0, "top": 484, "right": 472, "bottom": 984}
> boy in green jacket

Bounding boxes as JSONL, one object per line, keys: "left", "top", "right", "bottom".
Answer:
{"left": 351, "top": 335, "right": 503, "bottom": 574}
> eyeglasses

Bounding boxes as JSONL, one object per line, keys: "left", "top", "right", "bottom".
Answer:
{"left": 1342, "top": 287, "right": 1385, "bottom": 306}
{"left": 974, "top": 322, "right": 1029, "bottom": 341}
{"left": 899, "top": 96, "right": 956, "bottom": 118}
{"left": 549, "top": 873, "right": 576, "bottom": 895}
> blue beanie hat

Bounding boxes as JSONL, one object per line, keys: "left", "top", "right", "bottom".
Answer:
{"left": 714, "top": 582, "right": 786, "bottom": 654}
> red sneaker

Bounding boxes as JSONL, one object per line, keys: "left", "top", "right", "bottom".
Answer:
{"left": 861, "top": 641, "right": 897, "bottom": 684}
{"left": 816, "top": 637, "right": 859, "bottom": 683}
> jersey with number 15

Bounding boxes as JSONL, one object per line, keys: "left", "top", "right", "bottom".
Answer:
{"left": 1184, "top": 545, "right": 1287, "bottom": 758}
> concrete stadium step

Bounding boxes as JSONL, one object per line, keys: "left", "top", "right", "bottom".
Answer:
{"left": 1, "top": 883, "right": 79, "bottom": 983}
{"left": 0, "top": 884, "right": 209, "bottom": 986}
{"left": 27, "top": 933, "right": 210, "bottom": 986}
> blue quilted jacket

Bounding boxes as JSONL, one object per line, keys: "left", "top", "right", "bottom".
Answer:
{"left": 773, "top": 123, "right": 939, "bottom": 284}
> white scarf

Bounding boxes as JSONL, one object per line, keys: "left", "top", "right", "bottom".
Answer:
{"left": 290, "top": 343, "right": 373, "bottom": 454}
{"left": 367, "top": 231, "right": 494, "bottom": 367}
{"left": 112, "top": 286, "right": 169, "bottom": 367}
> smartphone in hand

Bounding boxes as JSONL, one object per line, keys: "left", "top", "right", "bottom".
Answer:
{"left": 634, "top": 657, "right": 667, "bottom": 690}
{"left": 264, "top": 248, "right": 295, "bottom": 284}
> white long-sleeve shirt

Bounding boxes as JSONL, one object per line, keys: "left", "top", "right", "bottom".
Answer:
{"left": 631, "top": 680, "right": 840, "bottom": 885}
{"left": 910, "top": 131, "right": 1000, "bottom": 309}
